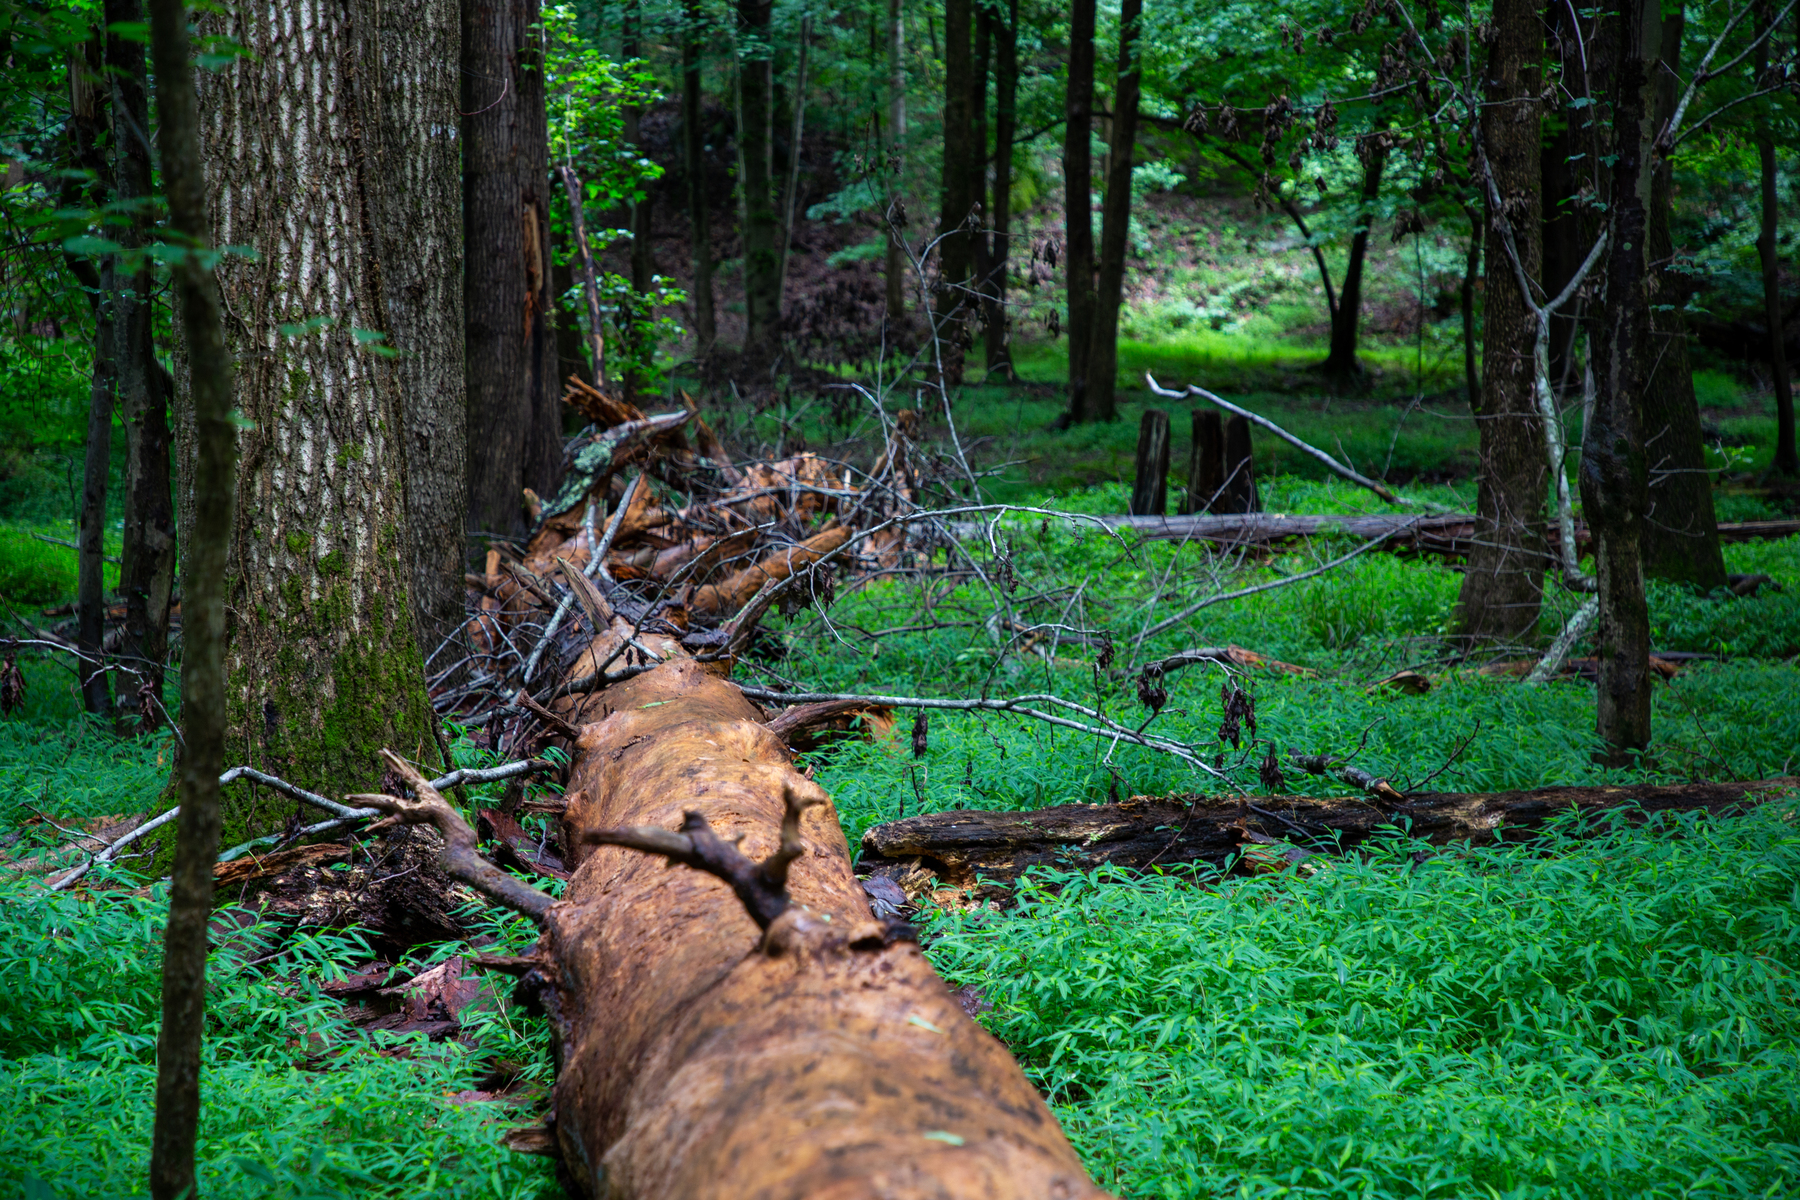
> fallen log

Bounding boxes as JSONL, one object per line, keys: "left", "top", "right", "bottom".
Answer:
{"left": 856, "top": 778, "right": 1798, "bottom": 896}
{"left": 354, "top": 658, "right": 1107, "bottom": 1199}
{"left": 1092, "top": 512, "right": 1797, "bottom": 557}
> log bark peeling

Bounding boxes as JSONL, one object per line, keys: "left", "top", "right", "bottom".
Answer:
{"left": 366, "top": 650, "right": 1104, "bottom": 1198}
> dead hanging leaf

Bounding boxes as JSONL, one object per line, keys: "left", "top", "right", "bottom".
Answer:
{"left": 1370, "top": 670, "right": 1432, "bottom": 696}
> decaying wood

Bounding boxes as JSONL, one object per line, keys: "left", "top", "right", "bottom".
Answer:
{"left": 857, "top": 778, "right": 1798, "bottom": 894}
{"left": 527, "top": 659, "right": 1107, "bottom": 1198}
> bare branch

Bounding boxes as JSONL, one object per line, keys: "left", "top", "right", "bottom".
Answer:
{"left": 347, "top": 749, "right": 557, "bottom": 923}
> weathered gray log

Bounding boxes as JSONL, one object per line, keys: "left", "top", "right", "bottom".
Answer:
{"left": 1129, "top": 409, "right": 1171, "bottom": 516}
{"left": 857, "top": 778, "right": 1797, "bottom": 894}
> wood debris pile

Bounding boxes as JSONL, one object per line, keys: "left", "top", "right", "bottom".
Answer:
{"left": 438, "top": 380, "right": 930, "bottom": 740}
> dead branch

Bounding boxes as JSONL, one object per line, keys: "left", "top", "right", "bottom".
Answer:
{"left": 346, "top": 750, "right": 556, "bottom": 923}
{"left": 584, "top": 783, "right": 824, "bottom": 930}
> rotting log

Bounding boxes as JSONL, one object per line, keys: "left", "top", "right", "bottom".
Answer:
{"left": 539, "top": 658, "right": 1106, "bottom": 1197}
{"left": 857, "top": 779, "right": 1798, "bottom": 896}
{"left": 356, "top": 655, "right": 1109, "bottom": 1198}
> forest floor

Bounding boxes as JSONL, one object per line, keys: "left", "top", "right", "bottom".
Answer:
{"left": 4, "top": 196, "right": 1800, "bottom": 1192}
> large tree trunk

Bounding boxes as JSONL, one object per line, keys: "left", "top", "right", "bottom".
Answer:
{"left": 1581, "top": 0, "right": 1658, "bottom": 763}
{"left": 146, "top": 0, "right": 235, "bottom": 1190}
{"left": 1756, "top": 3, "right": 1798, "bottom": 476}
{"left": 1318, "top": 143, "right": 1386, "bottom": 383}
{"left": 1082, "top": 0, "right": 1142, "bottom": 426}
{"left": 109, "top": 0, "right": 177, "bottom": 732}
{"left": 188, "top": 0, "right": 451, "bottom": 845}
{"left": 737, "top": 0, "right": 780, "bottom": 360}
{"left": 883, "top": 0, "right": 908, "bottom": 320}
{"left": 1638, "top": 4, "right": 1726, "bottom": 589}
{"left": 984, "top": 0, "right": 1019, "bottom": 378}
{"left": 1453, "top": 0, "right": 1548, "bottom": 642}
{"left": 1063, "top": 0, "right": 1097, "bottom": 422}
{"left": 683, "top": 0, "right": 717, "bottom": 351}
{"left": 464, "top": 0, "right": 560, "bottom": 537}
{"left": 935, "top": 0, "right": 974, "bottom": 382}
{"left": 382, "top": 0, "right": 469, "bottom": 656}
{"left": 527, "top": 657, "right": 1109, "bottom": 1198}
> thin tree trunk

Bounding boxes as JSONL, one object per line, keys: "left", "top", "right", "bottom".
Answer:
{"left": 776, "top": 16, "right": 811, "bottom": 315}
{"left": 1460, "top": 207, "right": 1481, "bottom": 406}
{"left": 683, "top": 0, "right": 717, "bottom": 351}
{"left": 1063, "top": 0, "right": 1097, "bottom": 422}
{"left": 738, "top": 0, "right": 779, "bottom": 360}
{"left": 624, "top": 0, "right": 652, "bottom": 300}
{"left": 465, "top": 0, "right": 560, "bottom": 536}
{"left": 109, "top": 0, "right": 175, "bottom": 732}
{"left": 185, "top": 0, "right": 449, "bottom": 849}
{"left": 936, "top": 0, "right": 974, "bottom": 382}
{"left": 146, "top": 0, "right": 235, "bottom": 1191}
{"left": 559, "top": 165, "right": 609, "bottom": 388}
{"left": 77, "top": 262, "right": 114, "bottom": 717}
{"left": 1639, "top": 3, "right": 1726, "bottom": 588}
{"left": 1582, "top": 0, "right": 1658, "bottom": 763}
{"left": 984, "top": 0, "right": 1018, "bottom": 377}
{"left": 1083, "top": 0, "right": 1143, "bottom": 425}
{"left": 1756, "top": 3, "right": 1797, "bottom": 475}
{"left": 968, "top": 4, "right": 991, "bottom": 369}
{"left": 1453, "top": 0, "right": 1548, "bottom": 642}
{"left": 1320, "top": 143, "right": 1386, "bottom": 382}
{"left": 883, "top": 0, "right": 908, "bottom": 320}
{"left": 65, "top": 33, "right": 113, "bottom": 717}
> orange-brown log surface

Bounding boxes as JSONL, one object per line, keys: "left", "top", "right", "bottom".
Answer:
{"left": 534, "top": 657, "right": 1107, "bottom": 1199}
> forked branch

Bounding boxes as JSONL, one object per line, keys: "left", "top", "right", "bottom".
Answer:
{"left": 584, "top": 782, "right": 824, "bottom": 929}
{"left": 347, "top": 749, "right": 557, "bottom": 923}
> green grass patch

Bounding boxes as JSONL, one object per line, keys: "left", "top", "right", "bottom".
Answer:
{"left": 924, "top": 805, "right": 1800, "bottom": 1198}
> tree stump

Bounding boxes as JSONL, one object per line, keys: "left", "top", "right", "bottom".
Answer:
{"left": 1129, "top": 408, "right": 1170, "bottom": 516}
{"left": 1222, "top": 413, "right": 1260, "bottom": 512}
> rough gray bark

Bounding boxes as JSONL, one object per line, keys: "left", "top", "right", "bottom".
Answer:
{"left": 1063, "top": 0, "right": 1097, "bottom": 421}
{"left": 1454, "top": 0, "right": 1549, "bottom": 642}
{"left": 379, "top": 0, "right": 468, "bottom": 652}
{"left": 1129, "top": 407, "right": 1169, "bottom": 516}
{"left": 1182, "top": 409, "right": 1225, "bottom": 515}
{"left": 187, "top": 0, "right": 450, "bottom": 849}
{"left": 147, "top": 0, "right": 235, "bottom": 1191}
{"left": 464, "top": 0, "right": 560, "bottom": 536}
{"left": 109, "top": 0, "right": 176, "bottom": 732}
{"left": 1083, "top": 0, "right": 1142, "bottom": 424}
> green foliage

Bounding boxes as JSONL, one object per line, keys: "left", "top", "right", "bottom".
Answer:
{"left": 0, "top": 883, "right": 558, "bottom": 1200}
{"left": 923, "top": 806, "right": 1800, "bottom": 1198}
